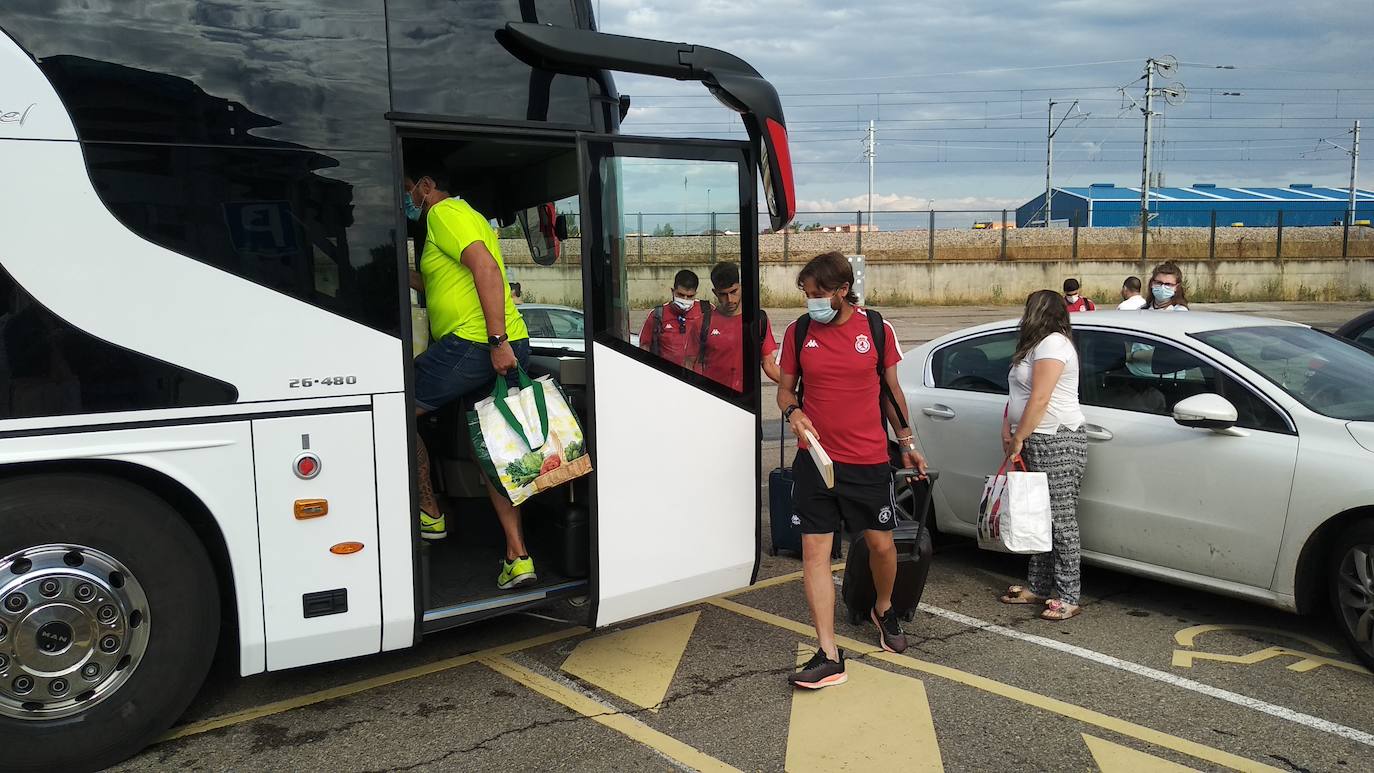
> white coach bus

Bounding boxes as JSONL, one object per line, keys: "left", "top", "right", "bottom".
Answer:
{"left": 0, "top": 2, "right": 795, "bottom": 768}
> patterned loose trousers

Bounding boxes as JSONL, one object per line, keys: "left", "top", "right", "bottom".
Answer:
{"left": 1023, "top": 426, "right": 1088, "bottom": 605}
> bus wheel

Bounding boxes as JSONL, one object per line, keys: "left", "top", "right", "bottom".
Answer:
{"left": 0, "top": 474, "right": 220, "bottom": 772}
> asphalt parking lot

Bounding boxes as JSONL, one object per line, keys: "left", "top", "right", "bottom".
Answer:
{"left": 122, "top": 302, "right": 1374, "bottom": 772}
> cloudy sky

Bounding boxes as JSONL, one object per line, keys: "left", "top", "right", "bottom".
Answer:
{"left": 594, "top": 0, "right": 1370, "bottom": 220}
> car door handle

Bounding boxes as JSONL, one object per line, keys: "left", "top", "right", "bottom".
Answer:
{"left": 922, "top": 405, "right": 956, "bottom": 420}
{"left": 1084, "top": 424, "right": 1114, "bottom": 441}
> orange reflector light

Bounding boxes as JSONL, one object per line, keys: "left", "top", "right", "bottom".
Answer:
{"left": 294, "top": 499, "right": 329, "bottom": 519}
{"left": 330, "top": 542, "right": 364, "bottom": 555}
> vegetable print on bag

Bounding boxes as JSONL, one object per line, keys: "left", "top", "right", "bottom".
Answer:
{"left": 468, "top": 368, "right": 592, "bottom": 506}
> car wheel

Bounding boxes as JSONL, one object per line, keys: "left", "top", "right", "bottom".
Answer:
{"left": 1329, "top": 519, "right": 1374, "bottom": 671}
{"left": 0, "top": 474, "right": 220, "bottom": 772}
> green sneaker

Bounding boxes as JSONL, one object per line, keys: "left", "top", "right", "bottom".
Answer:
{"left": 498, "top": 556, "right": 537, "bottom": 590}
{"left": 419, "top": 511, "right": 446, "bottom": 540}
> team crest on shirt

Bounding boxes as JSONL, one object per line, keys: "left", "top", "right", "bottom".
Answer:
{"left": 877, "top": 505, "right": 892, "bottom": 524}
{"left": 855, "top": 334, "right": 872, "bottom": 354}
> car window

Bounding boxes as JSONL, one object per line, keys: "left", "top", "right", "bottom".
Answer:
{"left": 547, "top": 309, "right": 584, "bottom": 339}
{"left": 1195, "top": 326, "right": 1374, "bottom": 422}
{"left": 1078, "top": 331, "right": 1289, "bottom": 433}
{"left": 1357, "top": 326, "right": 1374, "bottom": 351}
{"left": 931, "top": 331, "right": 1016, "bottom": 394}
{"left": 522, "top": 309, "right": 554, "bottom": 338}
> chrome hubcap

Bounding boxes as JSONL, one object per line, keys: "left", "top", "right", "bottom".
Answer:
{"left": 1336, "top": 543, "right": 1374, "bottom": 655}
{"left": 0, "top": 545, "right": 149, "bottom": 720}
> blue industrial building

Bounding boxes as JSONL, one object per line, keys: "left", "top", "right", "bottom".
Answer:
{"left": 1016, "top": 183, "right": 1374, "bottom": 228}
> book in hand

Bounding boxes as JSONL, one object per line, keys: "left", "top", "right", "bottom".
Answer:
{"left": 804, "top": 430, "right": 835, "bottom": 489}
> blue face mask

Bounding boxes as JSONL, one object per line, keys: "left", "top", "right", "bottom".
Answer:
{"left": 807, "top": 296, "right": 838, "bottom": 324}
{"left": 403, "top": 191, "right": 423, "bottom": 222}
{"left": 1151, "top": 283, "right": 1176, "bottom": 302}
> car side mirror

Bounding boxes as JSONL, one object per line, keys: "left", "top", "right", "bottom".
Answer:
{"left": 1172, "top": 393, "right": 1238, "bottom": 431}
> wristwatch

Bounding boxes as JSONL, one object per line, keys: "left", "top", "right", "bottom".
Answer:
{"left": 487, "top": 333, "right": 509, "bottom": 347}
{"left": 783, "top": 404, "right": 800, "bottom": 422}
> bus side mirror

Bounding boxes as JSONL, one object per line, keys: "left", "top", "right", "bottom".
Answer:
{"left": 517, "top": 204, "right": 561, "bottom": 266}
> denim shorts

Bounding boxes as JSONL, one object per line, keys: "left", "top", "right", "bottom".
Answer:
{"left": 414, "top": 334, "right": 531, "bottom": 413}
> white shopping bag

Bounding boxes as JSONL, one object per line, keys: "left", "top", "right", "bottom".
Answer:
{"left": 467, "top": 368, "right": 592, "bottom": 506}
{"left": 977, "top": 456, "right": 1052, "bottom": 554}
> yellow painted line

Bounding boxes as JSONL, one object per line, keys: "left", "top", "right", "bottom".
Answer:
{"left": 708, "top": 598, "right": 1285, "bottom": 773}
{"left": 159, "top": 626, "right": 587, "bottom": 743}
{"left": 561, "top": 612, "right": 700, "bottom": 712}
{"left": 719, "top": 562, "right": 847, "bottom": 598}
{"left": 786, "top": 643, "right": 944, "bottom": 772}
{"left": 482, "top": 655, "right": 741, "bottom": 773}
{"left": 1173, "top": 645, "right": 1372, "bottom": 675}
{"left": 1174, "top": 624, "right": 1339, "bottom": 653}
{"left": 1084, "top": 733, "right": 1200, "bottom": 772}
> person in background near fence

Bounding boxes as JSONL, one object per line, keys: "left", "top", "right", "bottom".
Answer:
{"left": 1063, "top": 278, "right": 1095, "bottom": 312}
{"left": 639, "top": 269, "right": 708, "bottom": 369}
{"left": 778, "top": 252, "right": 928, "bottom": 689}
{"left": 999, "top": 290, "right": 1088, "bottom": 621}
{"left": 1146, "top": 262, "right": 1189, "bottom": 311}
{"left": 1118, "top": 277, "right": 1147, "bottom": 310}
{"left": 702, "top": 261, "right": 780, "bottom": 391}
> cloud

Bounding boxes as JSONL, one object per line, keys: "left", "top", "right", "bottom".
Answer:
{"left": 600, "top": 1, "right": 1369, "bottom": 210}
{"left": 795, "top": 193, "right": 1022, "bottom": 212}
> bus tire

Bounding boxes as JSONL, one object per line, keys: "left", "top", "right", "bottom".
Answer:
{"left": 0, "top": 473, "right": 220, "bottom": 773}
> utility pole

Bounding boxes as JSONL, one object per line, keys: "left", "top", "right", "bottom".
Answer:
{"left": 864, "top": 120, "right": 876, "bottom": 233}
{"left": 1045, "top": 99, "right": 1081, "bottom": 227}
{"left": 1314, "top": 119, "right": 1362, "bottom": 224}
{"left": 1139, "top": 58, "right": 1156, "bottom": 258}
{"left": 1350, "top": 120, "right": 1361, "bottom": 225}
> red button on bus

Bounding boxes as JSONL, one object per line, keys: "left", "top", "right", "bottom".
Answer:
{"left": 294, "top": 452, "right": 322, "bottom": 480}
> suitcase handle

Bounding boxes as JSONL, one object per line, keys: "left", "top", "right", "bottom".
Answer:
{"left": 894, "top": 467, "right": 939, "bottom": 533}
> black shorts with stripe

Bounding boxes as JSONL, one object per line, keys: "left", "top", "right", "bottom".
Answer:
{"left": 792, "top": 451, "right": 896, "bottom": 535}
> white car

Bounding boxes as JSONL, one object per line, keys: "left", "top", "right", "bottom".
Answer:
{"left": 898, "top": 310, "right": 1374, "bottom": 667}
{"left": 519, "top": 303, "right": 639, "bottom": 352}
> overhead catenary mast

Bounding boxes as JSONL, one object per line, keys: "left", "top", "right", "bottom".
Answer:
{"left": 865, "top": 119, "right": 876, "bottom": 231}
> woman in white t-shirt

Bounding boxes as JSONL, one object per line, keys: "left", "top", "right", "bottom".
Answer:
{"left": 998, "top": 290, "right": 1088, "bottom": 620}
{"left": 1146, "top": 262, "right": 1189, "bottom": 311}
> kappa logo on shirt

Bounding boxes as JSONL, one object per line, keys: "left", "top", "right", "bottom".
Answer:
{"left": 804, "top": 338, "right": 820, "bottom": 349}
{"left": 664, "top": 323, "right": 676, "bottom": 331}
{"left": 710, "top": 328, "right": 721, "bottom": 336}
{"left": 854, "top": 334, "right": 872, "bottom": 354}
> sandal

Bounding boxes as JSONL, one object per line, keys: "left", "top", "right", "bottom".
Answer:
{"left": 1040, "top": 599, "right": 1081, "bottom": 621}
{"left": 999, "top": 585, "right": 1047, "bottom": 605}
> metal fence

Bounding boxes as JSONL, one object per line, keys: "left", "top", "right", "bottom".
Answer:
{"left": 610, "top": 209, "right": 1373, "bottom": 263}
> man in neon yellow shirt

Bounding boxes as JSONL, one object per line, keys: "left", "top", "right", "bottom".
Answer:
{"left": 405, "top": 164, "right": 535, "bottom": 590}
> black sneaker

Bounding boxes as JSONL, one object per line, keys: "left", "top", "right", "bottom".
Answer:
{"left": 788, "top": 648, "right": 847, "bottom": 689}
{"left": 872, "top": 606, "right": 909, "bottom": 654}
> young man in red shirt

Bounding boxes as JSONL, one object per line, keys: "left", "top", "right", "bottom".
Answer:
{"left": 778, "top": 252, "right": 928, "bottom": 689}
{"left": 1063, "top": 277, "right": 1096, "bottom": 312}
{"left": 639, "top": 269, "right": 706, "bottom": 369}
{"left": 701, "top": 261, "right": 780, "bottom": 391}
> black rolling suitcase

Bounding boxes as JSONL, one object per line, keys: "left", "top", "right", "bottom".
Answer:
{"left": 843, "top": 468, "right": 938, "bottom": 624}
{"left": 768, "top": 419, "right": 840, "bottom": 559}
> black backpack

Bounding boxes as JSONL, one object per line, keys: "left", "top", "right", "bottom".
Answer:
{"left": 650, "top": 300, "right": 713, "bottom": 365}
{"left": 792, "top": 308, "right": 908, "bottom": 435}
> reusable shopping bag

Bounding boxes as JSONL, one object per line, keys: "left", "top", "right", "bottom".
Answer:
{"left": 467, "top": 368, "right": 592, "bottom": 506}
{"left": 977, "top": 456, "right": 1052, "bottom": 554}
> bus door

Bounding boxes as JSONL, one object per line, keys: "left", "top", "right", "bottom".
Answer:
{"left": 579, "top": 137, "right": 762, "bottom": 625}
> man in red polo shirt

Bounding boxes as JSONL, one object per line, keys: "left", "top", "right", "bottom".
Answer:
{"left": 778, "top": 251, "right": 927, "bottom": 690}
{"left": 639, "top": 269, "right": 706, "bottom": 369}
{"left": 701, "top": 261, "right": 780, "bottom": 391}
